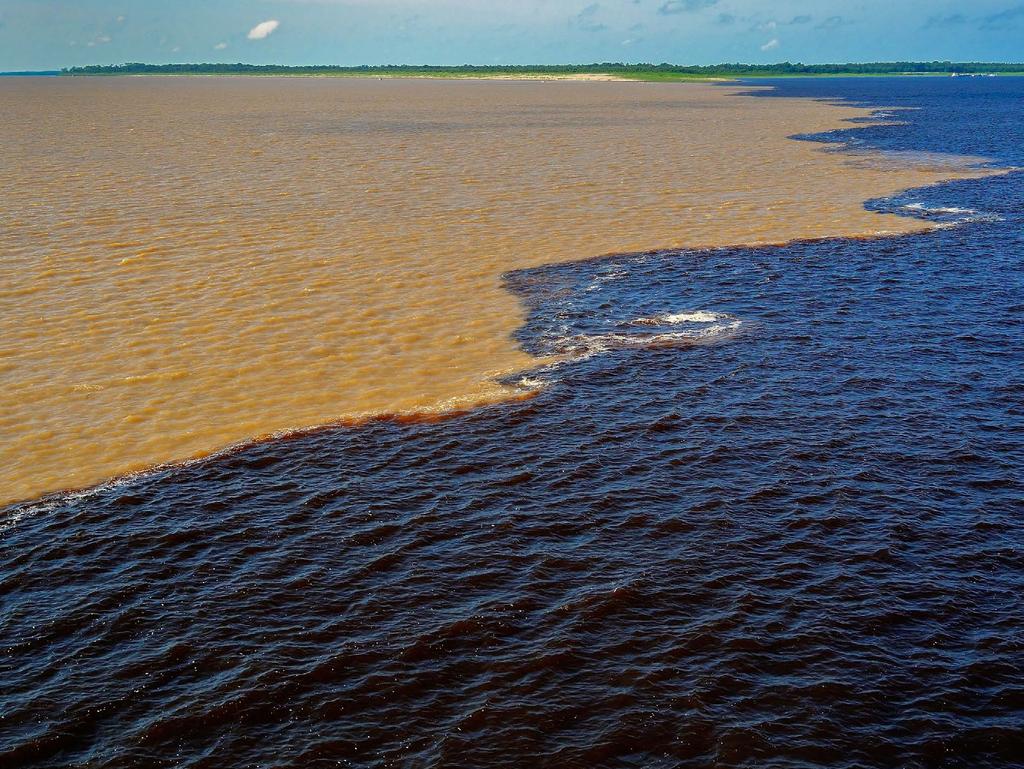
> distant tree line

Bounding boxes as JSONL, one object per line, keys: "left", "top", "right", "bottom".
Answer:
{"left": 60, "top": 61, "right": 1024, "bottom": 77}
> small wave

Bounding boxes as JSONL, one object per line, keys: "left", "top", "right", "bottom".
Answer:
{"left": 902, "top": 203, "right": 977, "bottom": 216}
{"left": 1, "top": 474, "right": 141, "bottom": 532}
{"left": 931, "top": 215, "right": 1004, "bottom": 229}
{"left": 898, "top": 202, "right": 1004, "bottom": 227}
{"left": 584, "top": 269, "right": 629, "bottom": 292}
{"left": 553, "top": 317, "right": 742, "bottom": 359}
{"left": 514, "top": 375, "right": 549, "bottom": 392}
{"left": 634, "top": 310, "right": 731, "bottom": 325}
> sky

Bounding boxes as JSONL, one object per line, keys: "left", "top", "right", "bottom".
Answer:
{"left": 1, "top": 0, "right": 1022, "bottom": 71}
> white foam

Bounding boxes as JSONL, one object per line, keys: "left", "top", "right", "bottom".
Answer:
{"left": 661, "top": 311, "right": 729, "bottom": 324}
{"left": 932, "top": 214, "right": 1004, "bottom": 229}
{"left": 902, "top": 203, "right": 977, "bottom": 215}
{"left": 515, "top": 375, "right": 549, "bottom": 392}
{"left": 584, "top": 269, "right": 628, "bottom": 292}
{"left": 633, "top": 310, "right": 733, "bottom": 326}
{"left": 0, "top": 473, "right": 137, "bottom": 533}
{"left": 555, "top": 318, "right": 742, "bottom": 359}
{"left": 900, "top": 202, "right": 1004, "bottom": 228}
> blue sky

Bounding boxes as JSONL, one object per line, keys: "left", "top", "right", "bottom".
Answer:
{"left": 1, "top": 0, "right": 1023, "bottom": 71}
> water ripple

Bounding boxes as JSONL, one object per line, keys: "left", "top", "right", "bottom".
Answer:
{"left": 2, "top": 77, "right": 1024, "bottom": 768}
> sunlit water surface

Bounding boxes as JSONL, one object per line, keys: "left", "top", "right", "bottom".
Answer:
{"left": 0, "top": 77, "right": 993, "bottom": 505}
{"left": 2, "top": 77, "right": 1023, "bottom": 768}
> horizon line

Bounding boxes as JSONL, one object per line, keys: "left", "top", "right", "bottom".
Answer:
{"left": 5, "top": 59, "right": 1024, "bottom": 75}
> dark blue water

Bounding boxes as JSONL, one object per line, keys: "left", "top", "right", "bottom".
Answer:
{"left": 2, "top": 78, "right": 1023, "bottom": 768}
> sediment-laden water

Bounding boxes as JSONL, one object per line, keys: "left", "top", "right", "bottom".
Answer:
{"left": 2, "top": 77, "right": 1023, "bottom": 768}
{"left": 0, "top": 76, "right": 994, "bottom": 506}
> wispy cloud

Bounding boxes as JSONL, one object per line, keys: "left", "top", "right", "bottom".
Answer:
{"left": 658, "top": 0, "right": 717, "bottom": 15}
{"left": 923, "top": 13, "right": 966, "bottom": 29}
{"left": 980, "top": 4, "right": 1024, "bottom": 29}
{"left": 816, "top": 16, "right": 850, "bottom": 30}
{"left": 571, "top": 3, "right": 607, "bottom": 32}
{"left": 760, "top": 37, "right": 779, "bottom": 51}
{"left": 214, "top": 42, "right": 228, "bottom": 50}
{"left": 247, "top": 20, "right": 280, "bottom": 40}
{"left": 790, "top": 15, "right": 812, "bottom": 25}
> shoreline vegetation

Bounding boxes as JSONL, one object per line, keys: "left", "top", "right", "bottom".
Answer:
{"left": 44, "top": 61, "right": 1024, "bottom": 80}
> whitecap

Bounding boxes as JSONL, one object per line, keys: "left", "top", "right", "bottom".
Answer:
{"left": 584, "top": 269, "right": 628, "bottom": 292}
{"left": 553, "top": 318, "right": 742, "bottom": 359}
{"left": 899, "top": 202, "right": 1004, "bottom": 228}
{"left": 902, "top": 203, "right": 977, "bottom": 216}
{"left": 635, "top": 310, "right": 731, "bottom": 325}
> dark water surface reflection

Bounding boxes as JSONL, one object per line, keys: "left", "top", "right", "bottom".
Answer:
{"left": 2, "top": 78, "right": 1024, "bottom": 768}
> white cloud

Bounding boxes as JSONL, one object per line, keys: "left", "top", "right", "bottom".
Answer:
{"left": 760, "top": 37, "right": 779, "bottom": 50}
{"left": 214, "top": 42, "right": 228, "bottom": 50}
{"left": 247, "top": 19, "right": 280, "bottom": 40}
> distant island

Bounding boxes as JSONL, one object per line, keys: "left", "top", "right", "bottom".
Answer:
{"left": 56, "top": 61, "right": 1024, "bottom": 80}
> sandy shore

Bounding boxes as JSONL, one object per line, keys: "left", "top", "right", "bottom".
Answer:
{"left": 427, "top": 73, "right": 633, "bottom": 81}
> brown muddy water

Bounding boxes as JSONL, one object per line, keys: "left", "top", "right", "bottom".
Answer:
{"left": 3, "top": 76, "right": 1023, "bottom": 768}
{"left": 0, "top": 77, "right": 991, "bottom": 505}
